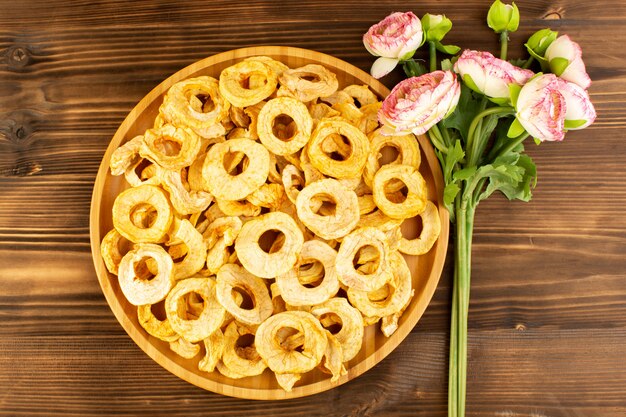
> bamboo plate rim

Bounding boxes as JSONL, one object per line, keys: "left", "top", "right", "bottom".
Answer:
{"left": 90, "top": 46, "right": 449, "bottom": 400}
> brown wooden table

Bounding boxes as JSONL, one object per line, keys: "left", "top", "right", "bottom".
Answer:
{"left": 1, "top": 1, "right": 625, "bottom": 415}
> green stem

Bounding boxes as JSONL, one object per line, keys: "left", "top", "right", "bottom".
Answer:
{"left": 500, "top": 31, "right": 508, "bottom": 60}
{"left": 466, "top": 107, "right": 514, "bottom": 167}
{"left": 429, "top": 41, "right": 437, "bottom": 72}
{"left": 522, "top": 56, "right": 535, "bottom": 69}
{"left": 449, "top": 193, "right": 475, "bottom": 417}
{"left": 494, "top": 132, "right": 530, "bottom": 159}
{"left": 403, "top": 59, "right": 423, "bottom": 78}
{"left": 428, "top": 128, "right": 448, "bottom": 155}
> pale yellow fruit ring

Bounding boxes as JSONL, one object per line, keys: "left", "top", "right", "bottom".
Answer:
{"left": 372, "top": 164, "right": 428, "bottom": 220}
{"left": 363, "top": 129, "right": 421, "bottom": 187}
{"left": 257, "top": 97, "right": 313, "bottom": 155}
{"left": 140, "top": 124, "right": 202, "bottom": 170}
{"left": 216, "top": 263, "right": 273, "bottom": 326}
{"left": 310, "top": 297, "right": 364, "bottom": 362}
{"left": 137, "top": 304, "right": 179, "bottom": 342}
{"left": 160, "top": 76, "right": 230, "bottom": 138}
{"left": 165, "top": 277, "right": 225, "bottom": 343}
{"left": 112, "top": 184, "right": 173, "bottom": 243}
{"left": 307, "top": 118, "right": 370, "bottom": 179}
{"left": 221, "top": 321, "right": 267, "bottom": 378}
{"left": 118, "top": 243, "right": 174, "bottom": 306}
{"left": 398, "top": 200, "right": 441, "bottom": 255}
{"left": 202, "top": 138, "right": 270, "bottom": 201}
{"left": 219, "top": 60, "right": 278, "bottom": 108}
{"left": 255, "top": 311, "right": 327, "bottom": 374}
{"left": 276, "top": 240, "right": 340, "bottom": 306}
{"left": 234, "top": 211, "right": 304, "bottom": 279}
{"left": 295, "top": 178, "right": 359, "bottom": 240}
{"left": 335, "top": 227, "right": 390, "bottom": 292}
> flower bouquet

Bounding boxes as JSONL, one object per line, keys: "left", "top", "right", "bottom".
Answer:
{"left": 363, "top": 2, "right": 596, "bottom": 415}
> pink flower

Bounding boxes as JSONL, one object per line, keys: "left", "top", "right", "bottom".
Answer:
{"left": 454, "top": 50, "right": 534, "bottom": 101}
{"left": 545, "top": 35, "right": 591, "bottom": 90}
{"left": 363, "top": 12, "right": 423, "bottom": 79}
{"left": 515, "top": 74, "right": 596, "bottom": 142}
{"left": 378, "top": 70, "right": 461, "bottom": 136}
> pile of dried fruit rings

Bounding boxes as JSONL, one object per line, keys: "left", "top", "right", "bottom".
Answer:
{"left": 102, "top": 56, "right": 441, "bottom": 392}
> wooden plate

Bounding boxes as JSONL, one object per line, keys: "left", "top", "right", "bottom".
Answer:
{"left": 90, "top": 46, "right": 449, "bottom": 400}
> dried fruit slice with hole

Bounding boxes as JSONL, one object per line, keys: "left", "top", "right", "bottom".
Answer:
{"left": 255, "top": 311, "right": 327, "bottom": 374}
{"left": 161, "top": 76, "right": 230, "bottom": 138}
{"left": 100, "top": 228, "right": 132, "bottom": 275}
{"left": 257, "top": 97, "right": 313, "bottom": 155}
{"left": 310, "top": 297, "right": 364, "bottom": 362}
{"left": 118, "top": 243, "right": 174, "bottom": 306}
{"left": 307, "top": 118, "right": 370, "bottom": 179}
{"left": 112, "top": 184, "right": 173, "bottom": 243}
{"left": 198, "top": 328, "right": 225, "bottom": 373}
{"left": 295, "top": 178, "right": 359, "bottom": 240}
{"left": 202, "top": 138, "right": 270, "bottom": 201}
{"left": 219, "top": 60, "right": 278, "bottom": 107}
{"left": 235, "top": 211, "right": 304, "bottom": 279}
{"left": 220, "top": 321, "right": 267, "bottom": 378}
{"left": 165, "top": 277, "right": 225, "bottom": 343}
{"left": 137, "top": 303, "right": 179, "bottom": 342}
{"left": 216, "top": 263, "right": 273, "bottom": 326}
{"left": 169, "top": 219, "right": 207, "bottom": 280}
{"left": 140, "top": 124, "right": 202, "bottom": 170}
{"left": 398, "top": 201, "right": 441, "bottom": 255}
{"left": 364, "top": 128, "right": 421, "bottom": 187}
{"left": 278, "top": 64, "right": 339, "bottom": 102}
{"left": 169, "top": 337, "right": 200, "bottom": 359}
{"left": 372, "top": 164, "right": 428, "bottom": 220}
{"left": 335, "top": 227, "right": 391, "bottom": 292}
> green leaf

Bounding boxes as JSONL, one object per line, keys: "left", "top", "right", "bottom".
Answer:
{"left": 534, "top": 137, "right": 542, "bottom": 145}
{"left": 402, "top": 60, "right": 427, "bottom": 77}
{"left": 443, "top": 140, "right": 465, "bottom": 183}
{"left": 488, "top": 97, "right": 510, "bottom": 106}
{"left": 443, "top": 183, "right": 460, "bottom": 208}
{"left": 509, "top": 84, "right": 522, "bottom": 107}
{"left": 441, "top": 84, "right": 484, "bottom": 142}
{"left": 549, "top": 57, "right": 570, "bottom": 76}
{"left": 441, "top": 58, "right": 453, "bottom": 71}
{"left": 508, "top": 58, "right": 527, "bottom": 67}
{"left": 435, "top": 41, "right": 461, "bottom": 55}
{"left": 454, "top": 166, "right": 477, "bottom": 181}
{"left": 507, "top": 117, "right": 526, "bottom": 138}
{"left": 564, "top": 119, "right": 587, "bottom": 129}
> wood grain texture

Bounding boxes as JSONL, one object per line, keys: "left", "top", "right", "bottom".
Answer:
{"left": 1, "top": 0, "right": 626, "bottom": 415}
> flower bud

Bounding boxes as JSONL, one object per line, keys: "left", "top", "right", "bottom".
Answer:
{"left": 487, "top": 0, "right": 520, "bottom": 33}
{"left": 525, "top": 28, "right": 558, "bottom": 60}
{"left": 545, "top": 35, "right": 591, "bottom": 90}
{"left": 421, "top": 14, "right": 453, "bottom": 43}
{"left": 363, "top": 12, "right": 424, "bottom": 78}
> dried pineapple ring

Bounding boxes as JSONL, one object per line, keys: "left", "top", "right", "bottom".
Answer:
{"left": 112, "top": 184, "right": 173, "bottom": 243}
{"left": 335, "top": 227, "right": 391, "bottom": 292}
{"left": 216, "top": 263, "right": 273, "bottom": 325}
{"left": 235, "top": 211, "right": 304, "bottom": 279}
{"left": 255, "top": 311, "right": 327, "bottom": 374}
{"left": 282, "top": 164, "right": 305, "bottom": 205}
{"left": 372, "top": 164, "right": 428, "bottom": 220}
{"left": 276, "top": 240, "right": 340, "bottom": 307}
{"left": 169, "top": 337, "right": 200, "bottom": 359}
{"left": 202, "top": 138, "right": 270, "bottom": 201}
{"left": 278, "top": 64, "right": 338, "bottom": 102}
{"left": 399, "top": 200, "right": 441, "bottom": 255}
{"left": 159, "top": 168, "right": 212, "bottom": 215}
{"left": 199, "top": 328, "right": 225, "bottom": 373}
{"left": 307, "top": 118, "right": 370, "bottom": 179}
{"left": 169, "top": 219, "right": 207, "bottom": 280}
{"left": 140, "top": 124, "right": 202, "bottom": 170}
{"left": 347, "top": 252, "right": 412, "bottom": 319}
{"left": 310, "top": 297, "right": 364, "bottom": 362}
{"left": 342, "top": 84, "right": 379, "bottom": 107}
{"left": 161, "top": 76, "right": 230, "bottom": 138}
{"left": 110, "top": 135, "right": 143, "bottom": 176}
{"left": 295, "top": 178, "right": 359, "bottom": 240}
{"left": 165, "top": 277, "right": 225, "bottom": 343}
{"left": 137, "top": 303, "right": 179, "bottom": 342}
{"left": 100, "top": 228, "right": 132, "bottom": 275}
{"left": 257, "top": 97, "right": 313, "bottom": 155}
{"left": 275, "top": 373, "right": 301, "bottom": 392}
{"left": 221, "top": 321, "right": 267, "bottom": 378}
{"left": 118, "top": 244, "right": 174, "bottom": 306}
{"left": 364, "top": 129, "right": 421, "bottom": 187}
{"left": 219, "top": 60, "right": 278, "bottom": 108}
